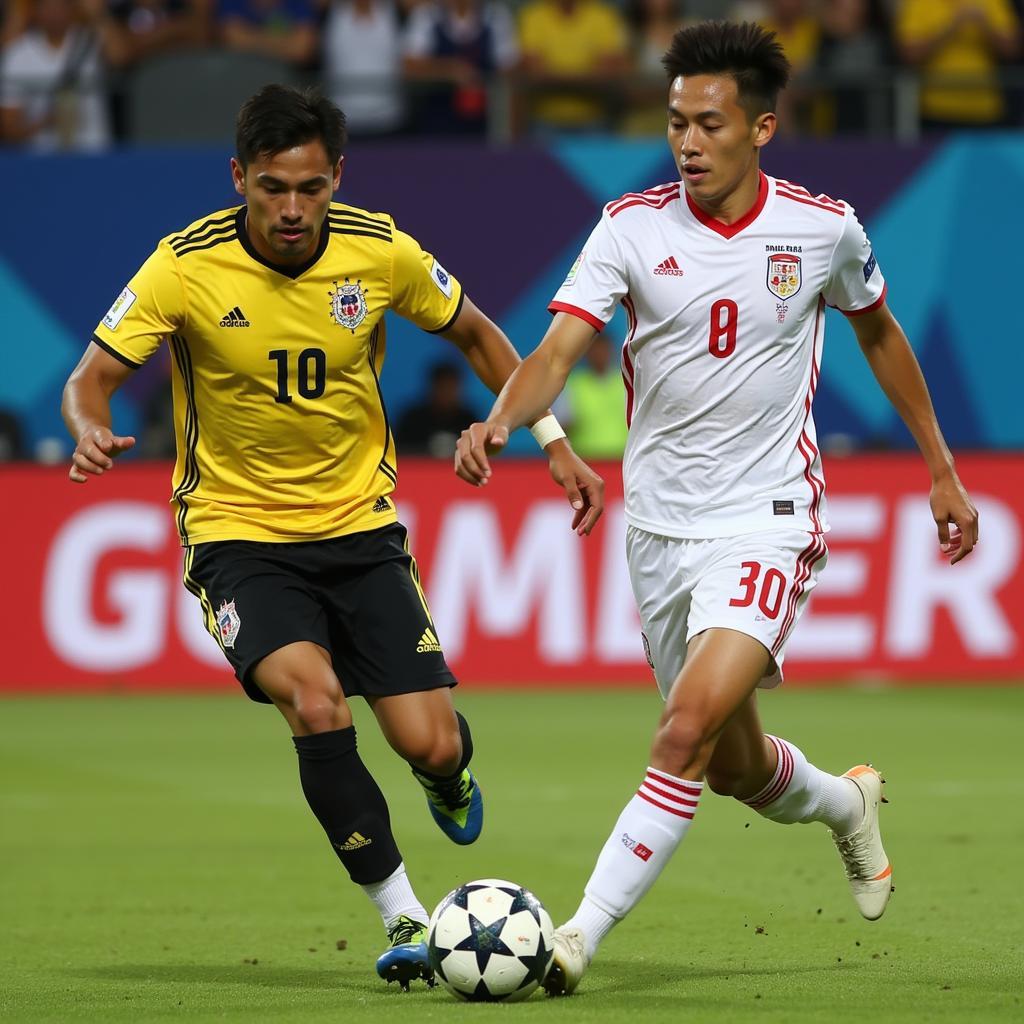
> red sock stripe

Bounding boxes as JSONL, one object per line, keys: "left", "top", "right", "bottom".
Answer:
{"left": 745, "top": 737, "right": 794, "bottom": 809}
{"left": 636, "top": 790, "right": 696, "bottom": 819}
{"left": 645, "top": 769, "right": 703, "bottom": 797}
{"left": 641, "top": 780, "right": 700, "bottom": 808}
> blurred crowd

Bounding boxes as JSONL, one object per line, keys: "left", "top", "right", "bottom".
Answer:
{"left": 1, "top": 0, "right": 1023, "bottom": 150}
{"left": 2, "top": 0, "right": 1022, "bottom": 463}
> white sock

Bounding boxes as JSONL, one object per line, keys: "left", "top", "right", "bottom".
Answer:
{"left": 360, "top": 863, "right": 429, "bottom": 931}
{"left": 566, "top": 768, "right": 703, "bottom": 960}
{"left": 743, "top": 736, "right": 863, "bottom": 835}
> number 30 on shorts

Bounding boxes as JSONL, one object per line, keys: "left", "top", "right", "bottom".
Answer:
{"left": 729, "top": 560, "right": 785, "bottom": 618}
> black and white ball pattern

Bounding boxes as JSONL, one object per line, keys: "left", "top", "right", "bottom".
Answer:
{"left": 427, "top": 879, "right": 555, "bottom": 1001}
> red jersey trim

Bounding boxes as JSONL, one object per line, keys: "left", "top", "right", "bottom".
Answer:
{"left": 776, "top": 189, "right": 846, "bottom": 216}
{"left": 606, "top": 182, "right": 679, "bottom": 217}
{"left": 774, "top": 178, "right": 844, "bottom": 210}
{"left": 772, "top": 534, "right": 827, "bottom": 659}
{"left": 548, "top": 301, "right": 606, "bottom": 332}
{"left": 841, "top": 284, "right": 888, "bottom": 317}
{"left": 620, "top": 295, "right": 638, "bottom": 427}
{"left": 609, "top": 188, "right": 681, "bottom": 219}
{"left": 685, "top": 171, "right": 769, "bottom": 239}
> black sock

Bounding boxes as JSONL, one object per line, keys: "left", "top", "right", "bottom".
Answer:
{"left": 412, "top": 711, "right": 474, "bottom": 782}
{"left": 292, "top": 727, "right": 402, "bottom": 885}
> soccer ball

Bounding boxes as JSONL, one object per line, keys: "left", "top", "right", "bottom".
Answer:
{"left": 427, "top": 878, "right": 555, "bottom": 1001}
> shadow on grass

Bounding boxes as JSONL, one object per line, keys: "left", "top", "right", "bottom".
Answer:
{"left": 74, "top": 957, "right": 863, "bottom": 1004}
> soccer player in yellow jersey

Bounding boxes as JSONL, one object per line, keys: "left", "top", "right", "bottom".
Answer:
{"left": 61, "top": 84, "right": 604, "bottom": 990}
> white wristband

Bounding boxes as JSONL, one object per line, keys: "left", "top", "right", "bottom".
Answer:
{"left": 529, "top": 413, "right": 567, "bottom": 450}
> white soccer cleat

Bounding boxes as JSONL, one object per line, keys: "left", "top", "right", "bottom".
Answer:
{"left": 831, "top": 764, "right": 893, "bottom": 921}
{"left": 543, "top": 926, "right": 590, "bottom": 996}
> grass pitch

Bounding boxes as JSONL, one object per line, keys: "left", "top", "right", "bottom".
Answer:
{"left": 1, "top": 686, "right": 1022, "bottom": 1023}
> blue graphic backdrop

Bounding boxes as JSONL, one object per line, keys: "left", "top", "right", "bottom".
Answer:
{"left": 1, "top": 134, "right": 1020, "bottom": 456}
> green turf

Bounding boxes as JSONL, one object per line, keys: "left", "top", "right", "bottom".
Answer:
{"left": 1, "top": 687, "right": 1022, "bottom": 1022}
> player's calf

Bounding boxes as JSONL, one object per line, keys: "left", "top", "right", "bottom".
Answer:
{"left": 742, "top": 735, "right": 863, "bottom": 833}
{"left": 410, "top": 712, "right": 484, "bottom": 845}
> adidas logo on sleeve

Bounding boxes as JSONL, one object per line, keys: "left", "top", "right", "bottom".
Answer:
{"left": 416, "top": 627, "right": 443, "bottom": 653}
{"left": 219, "top": 306, "right": 251, "bottom": 327}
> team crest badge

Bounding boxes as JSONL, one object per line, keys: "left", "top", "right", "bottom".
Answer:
{"left": 216, "top": 599, "right": 241, "bottom": 649}
{"left": 767, "top": 253, "right": 801, "bottom": 300}
{"left": 328, "top": 279, "right": 368, "bottom": 331}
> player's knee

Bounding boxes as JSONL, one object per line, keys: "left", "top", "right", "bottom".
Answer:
{"left": 651, "top": 712, "right": 714, "bottom": 776}
{"left": 404, "top": 726, "right": 462, "bottom": 776}
{"left": 291, "top": 684, "right": 347, "bottom": 735}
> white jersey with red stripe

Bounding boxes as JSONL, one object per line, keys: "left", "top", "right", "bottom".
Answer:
{"left": 550, "top": 171, "right": 886, "bottom": 538}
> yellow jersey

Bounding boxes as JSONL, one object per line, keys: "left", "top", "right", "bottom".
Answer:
{"left": 92, "top": 203, "right": 464, "bottom": 546}
{"left": 518, "top": 0, "right": 628, "bottom": 126}
{"left": 896, "top": 0, "right": 1020, "bottom": 123}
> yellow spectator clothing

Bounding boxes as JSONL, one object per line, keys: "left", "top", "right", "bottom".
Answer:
{"left": 896, "top": 0, "right": 1019, "bottom": 123}
{"left": 565, "top": 368, "right": 628, "bottom": 459}
{"left": 519, "top": 0, "right": 628, "bottom": 126}
{"left": 92, "top": 203, "right": 463, "bottom": 546}
{"left": 759, "top": 16, "right": 821, "bottom": 72}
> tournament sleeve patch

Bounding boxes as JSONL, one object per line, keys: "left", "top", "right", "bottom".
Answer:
{"left": 863, "top": 249, "right": 877, "bottom": 283}
{"left": 101, "top": 286, "right": 137, "bottom": 330}
{"left": 430, "top": 259, "right": 453, "bottom": 299}
{"left": 562, "top": 250, "right": 584, "bottom": 288}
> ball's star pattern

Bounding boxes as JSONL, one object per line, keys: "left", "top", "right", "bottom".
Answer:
{"left": 454, "top": 913, "right": 515, "bottom": 973}
{"left": 452, "top": 883, "right": 491, "bottom": 910}
{"left": 499, "top": 886, "right": 544, "bottom": 927}
{"left": 516, "top": 930, "right": 552, "bottom": 989}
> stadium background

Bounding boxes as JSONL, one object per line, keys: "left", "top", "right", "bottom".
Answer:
{"left": 2, "top": 4, "right": 1023, "bottom": 1020}
{"left": 1, "top": 134, "right": 1022, "bottom": 688}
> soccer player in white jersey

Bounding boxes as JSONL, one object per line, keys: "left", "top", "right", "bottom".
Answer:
{"left": 453, "top": 21, "right": 979, "bottom": 994}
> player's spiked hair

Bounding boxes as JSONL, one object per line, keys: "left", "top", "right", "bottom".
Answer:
{"left": 662, "top": 21, "right": 791, "bottom": 119}
{"left": 235, "top": 85, "right": 347, "bottom": 168}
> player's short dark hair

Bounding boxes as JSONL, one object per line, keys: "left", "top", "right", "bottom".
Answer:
{"left": 662, "top": 21, "right": 791, "bottom": 119}
{"left": 235, "top": 85, "right": 347, "bottom": 168}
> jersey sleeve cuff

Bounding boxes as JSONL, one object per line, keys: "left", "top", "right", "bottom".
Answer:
{"left": 840, "top": 283, "right": 887, "bottom": 318}
{"left": 91, "top": 334, "right": 142, "bottom": 369}
{"left": 548, "top": 301, "right": 607, "bottom": 332}
{"left": 426, "top": 286, "right": 465, "bottom": 335}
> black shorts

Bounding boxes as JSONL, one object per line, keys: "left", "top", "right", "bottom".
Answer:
{"left": 185, "top": 523, "right": 457, "bottom": 704}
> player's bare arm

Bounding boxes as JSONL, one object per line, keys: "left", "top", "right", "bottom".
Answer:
{"left": 455, "top": 311, "right": 597, "bottom": 483}
{"left": 61, "top": 341, "right": 137, "bottom": 483}
{"left": 445, "top": 302, "right": 605, "bottom": 535}
{"left": 850, "top": 302, "right": 978, "bottom": 563}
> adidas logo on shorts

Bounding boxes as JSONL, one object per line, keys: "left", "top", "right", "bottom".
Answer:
{"left": 337, "top": 831, "right": 372, "bottom": 851}
{"left": 416, "top": 627, "right": 443, "bottom": 654}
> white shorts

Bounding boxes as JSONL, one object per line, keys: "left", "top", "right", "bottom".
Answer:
{"left": 626, "top": 526, "right": 828, "bottom": 699}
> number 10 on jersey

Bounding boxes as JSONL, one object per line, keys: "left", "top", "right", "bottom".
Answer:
{"left": 268, "top": 348, "right": 327, "bottom": 403}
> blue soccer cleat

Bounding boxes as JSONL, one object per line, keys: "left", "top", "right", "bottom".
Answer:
{"left": 412, "top": 767, "right": 483, "bottom": 845}
{"left": 375, "top": 916, "right": 434, "bottom": 991}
